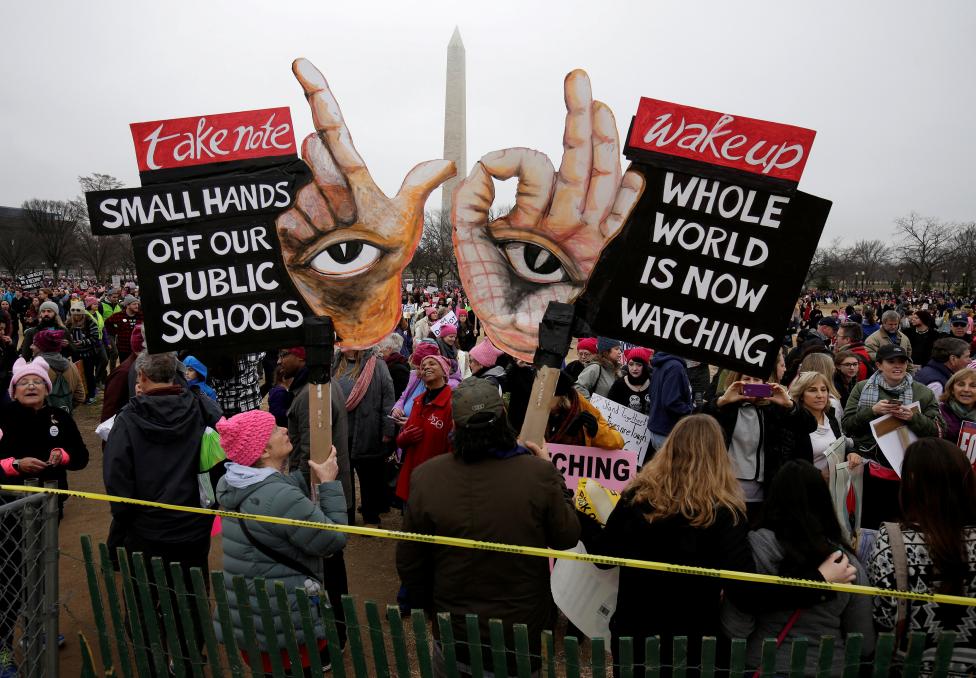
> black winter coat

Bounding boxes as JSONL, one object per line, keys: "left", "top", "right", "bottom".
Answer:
{"left": 0, "top": 401, "right": 89, "bottom": 491}
{"left": 103, "top": 386, "right": 222, "bottom": 544}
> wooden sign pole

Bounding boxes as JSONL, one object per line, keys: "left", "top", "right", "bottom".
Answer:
{"left": 304, "top": 316, "right": 335, "bottom": 465}
{"left": 518, "top": 302, "right": 575, "bottom": 446}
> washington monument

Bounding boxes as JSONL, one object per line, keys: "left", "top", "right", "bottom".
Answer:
{"left": 441, "top": 27, "right": 466, "bottom": 215}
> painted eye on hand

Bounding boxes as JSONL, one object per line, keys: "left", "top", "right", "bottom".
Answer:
{"left": 500, "top": 242, "right": 569, "bottom": 284}
{"left": 310, "top": 241, "right": 382, "bottom": 277}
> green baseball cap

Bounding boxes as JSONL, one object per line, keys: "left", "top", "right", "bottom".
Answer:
{"left": 451, "top": 377, "right": 506, "bottom": 430}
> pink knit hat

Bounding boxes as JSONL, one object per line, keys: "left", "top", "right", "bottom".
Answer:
{"left": 9, "top": 357, "right": 53, "bottom": 398}
{"left": 469, "top": 339, "right": 504, "bottom": 368}
{"left": 410, "top": 341, "right": 441, "bottom": 368}
{"left": 420, "top": 354, "right": 452, "bottom": 379}
{"left": 439, "top": 324, "right": 458, "bottom": 338}
{"left": 216, "top": 411, "right": 277, "bottom": 467}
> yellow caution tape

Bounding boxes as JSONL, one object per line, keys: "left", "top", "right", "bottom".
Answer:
{"left": 4, "top": 484, "right": 975, "bottom": 608}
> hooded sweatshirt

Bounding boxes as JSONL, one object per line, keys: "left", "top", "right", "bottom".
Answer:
{"left": 647, "top": 352, "right": 693, "bottom": 436}
{"left": 721, "top": 528, "right": 874, "bottom": 676}
{"left": 103, "top": 386, "right": 223, "bottom": 543}
{"left": 184, "top": 355, "right": 218, "bottom": 400}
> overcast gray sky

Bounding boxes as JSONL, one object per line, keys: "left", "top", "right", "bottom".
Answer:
{"left": 1, "top": 1, "right": 973, "bottom": 242}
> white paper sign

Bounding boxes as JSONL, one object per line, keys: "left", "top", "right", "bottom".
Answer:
{"left": 550, "top": 542, "right": 619, "bottom": 640}
{"left": 869, "top": 402, "right": 921, "bottom": 476}
{"left": 402, "top": 303, "right": 417, "bottom": 317}
{"left": 429, "top": 310, "right": 458, "bottom": 338}
{"left": 589, "top": 393, "right": 651, "bottom": 465}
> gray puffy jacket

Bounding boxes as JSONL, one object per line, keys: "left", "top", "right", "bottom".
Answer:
{"left": 215, "top": 465, "right": 347, "bottom": 650}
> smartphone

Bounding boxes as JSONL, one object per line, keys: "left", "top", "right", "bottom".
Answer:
{"left": 886, "top": 399, "right": 902, "bottom": 406}
{"left": 742, "top": 383, "right": 773, "bottom": 398}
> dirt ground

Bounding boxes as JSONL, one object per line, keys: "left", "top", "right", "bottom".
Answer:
{"left": 55, "top": 395, "right": 404, "bottom": 676}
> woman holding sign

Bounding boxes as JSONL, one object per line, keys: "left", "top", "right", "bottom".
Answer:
{"left": 939, "top": 366, "right": 976, "bottom": 446}
{"left": 842, "top": 344, "right": 943, "bottom": 529}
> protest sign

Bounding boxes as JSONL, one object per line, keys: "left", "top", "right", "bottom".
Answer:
{"left": 86, "top": 107, "right": 314, "bottom": 354}
{"left": 402, "top": 303, "right": 417, "bottom": 317}
{"left": 869, "top": 403, "right": 922, "bottom": 476}
{"left": 958, "top": 420, "right": 976, "bottom": 464}
{"left": 429, "top": 310, "right": 458, "bottom": 337}
{"left": 589, "top": 394, "right": 651, "bottom": 465}
{"left": 576, "top": 98, "right": 831, "bottom": 378}
{"left": 16, "top": 271, "right": 44, "bottom": 291}
{"left": 549, "top": 444, "right": 637, "bottom": 493}
{"left": 111, "top": 275, "right": 121, "bottom": 289}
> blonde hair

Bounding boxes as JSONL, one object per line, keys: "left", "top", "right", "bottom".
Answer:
{"left": 629, "top": 415, "right": 745, "bottom": 528}
{"left": 789, "top": 370, "right": 838, "bottom": 402}
{"left": 942, "top": 367, "right": 976, "bottom": 404}
{"left": 798, "top": 352, "right": 837, "bottom": 388}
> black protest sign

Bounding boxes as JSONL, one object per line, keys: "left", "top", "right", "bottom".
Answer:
{"left": 133, "top": 216, "right": 308, "bottom": 353}
{"left": 85, "top": 159, "right": 311, "bottom": 235}
{"left": 17, "top": 271, "right": 44, "bottom": 291}
{"left": 86, "top": 107, "right": 315, "bottom": 354}
{"left": 575, "top": 98, "right": 830, "bottom": 379}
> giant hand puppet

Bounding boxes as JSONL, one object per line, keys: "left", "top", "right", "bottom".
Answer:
{"left": 277, "top": 59, "right": 456, "bottom": 347}
{"left": 452, "top": 70, "right": 644, "bottom": 362}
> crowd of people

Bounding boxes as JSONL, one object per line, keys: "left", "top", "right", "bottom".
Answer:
{"left": 0, "top": 279, "right": 974, "bottom": 676}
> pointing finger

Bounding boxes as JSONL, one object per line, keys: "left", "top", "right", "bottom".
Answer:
{"left": 603, "top": 169, "right": 644, "bottom": 238}
{"left": 292, "top": 58, "right": 379, "bottom": 194}
{"left": 302, "top": 133, "right": 356, "bottom": 224}
{"left": 479, "top": 148, "right": 555, "bottom": 229}
{"left": 549, "top": 70, "right": 593, "bottom": 226}
{"left": 396, "top": 159, "right": 456, "bottom": 206}
{"left": 581, "top": 101, "right": 622, "bottom": 228}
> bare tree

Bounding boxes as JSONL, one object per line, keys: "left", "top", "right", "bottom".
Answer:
{"left": 950, "top": 222, "right": 976, "bottom": 294}
{"left": 0, "top": 209, "right": 39, "bottom": 277}
{"left": 415, "top": 210, "right": 458, "bottom": 288}
{"left": 21, "top": 199, "right": 79, "bottom": 280}
{"left": 72, "top": 173, "right": 126, "bottom": 280}
{"left": 893, "top": 212, "right": 953, "bottom": 287}
{"left": 844, "top": 239, "right": 891, "bottom": 285}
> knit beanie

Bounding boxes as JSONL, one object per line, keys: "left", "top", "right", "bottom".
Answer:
{"left": 576, "top": 337, "right": 598, "bottom": 354}
{"left": 426, "top": 307, "right": 438, "bottom": 318}
{"left": 439, "top": 324, "right": 458, "bottom": 338}
{"left": 216, "top": 411, "right": 277, "bottom": 467}
{"left": 410, "top": 341, "right": 441, "bottom": 367}
{"left": 597, "top": 336, "right": 621, "bottom": 354}
{"left": 282, "top": 347, "right": 306, "bottom": 360}
{"left": 39, "top": 301, "right": 59, "bottom": 315}
{"left": 9, "top": 357, "right": 52, "bottom": 398}
{"left": 624, "top": 347, "right": 652, "bottom": 365}
{"left": 84, "top": 295, "right": 98, "bottom": 308}
{"left": 420, "top": 354, "right": 452, "bottom": 379}
{"left": 70, "top": 300, "right": 85, "bottom": 313}
{"left": 34, "top": 329, "right": 64, "bottom": 354}
{"left": 469, "top": 339, "right": 504, "bottom": 368}
{"left": 123, "top": 295, "right": 138, "bottom": 308}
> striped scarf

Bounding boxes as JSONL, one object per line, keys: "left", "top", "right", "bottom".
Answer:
{"left": 345, "top": 355, "right": 377, "bottom": 412}
{"left": 857, "top": 370, "right": 914, "bottom": 409}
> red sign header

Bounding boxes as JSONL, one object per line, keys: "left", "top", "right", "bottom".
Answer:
{"left": 130, "top": 107, "right": 296, "bottom": 172}
{"left": 627, "top": 98, "right": 816, "bottom": 183}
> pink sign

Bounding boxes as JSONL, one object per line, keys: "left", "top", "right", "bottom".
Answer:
{"left": 549, "top": 444, "right": 638, "bottom": 493}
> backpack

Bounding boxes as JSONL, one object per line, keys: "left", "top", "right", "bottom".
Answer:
{"left": 47, "top": 368, "right": 73, "bottom": 414}
{"left": 854, "top": 351, "right": 876, "bottom": 379}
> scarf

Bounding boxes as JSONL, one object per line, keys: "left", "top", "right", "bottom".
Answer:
{"left": 345, "top": 355, "right": 377, "bottom": 412}
{"left": 948, "top": 399, "right": 976, "bottom": 424}
{"left": 857, "top": 370, "right": 914, "bottom": 409}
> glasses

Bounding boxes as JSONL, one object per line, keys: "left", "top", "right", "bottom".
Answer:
{"left": 16, "top": 379, "right": 46, "bottom": 388}
{"left": 840, "top": 362, "right": 859, "bottom": 368}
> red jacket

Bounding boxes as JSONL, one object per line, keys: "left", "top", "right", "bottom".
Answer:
{"left": 395, "top": 385, "right": 453, "bottom": 501}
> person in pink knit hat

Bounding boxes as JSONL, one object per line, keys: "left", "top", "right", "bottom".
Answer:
{"left": 214, "top": 409, "right": 347, "bottom": 674}
{"left": 468, "top": 338, "right": 507, "bottom": 389}
{"left": 395, "top": 355, "right": 454, "bottom": 502}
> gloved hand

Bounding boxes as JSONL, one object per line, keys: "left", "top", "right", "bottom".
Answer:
{"left": 566, "top": 411, "right": 598, "bottom": 438}
{"left": 397, "top": 425, "right": 423, "bottom": 448}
